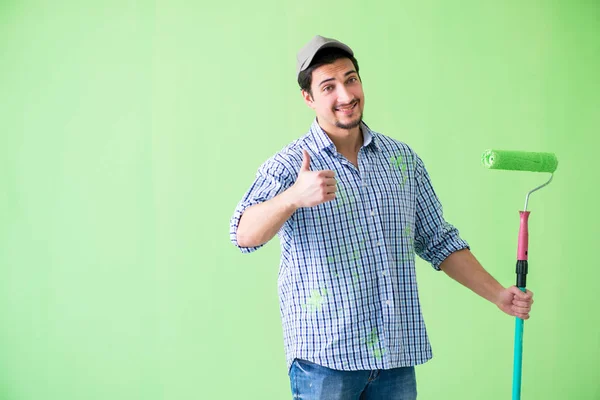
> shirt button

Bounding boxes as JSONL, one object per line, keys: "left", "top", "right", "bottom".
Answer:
{"left": 370, "top": 210, "right": 375, "bottom": 216}
{"left": 382, "top": 271, "right": 387, "bottom": 276}
{"left": 386, "top": 300, "right": 392, "bottom": 306}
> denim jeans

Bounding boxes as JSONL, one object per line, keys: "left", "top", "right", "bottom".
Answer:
{"left": 289, "top": 359, "right": 417, "bottom": 400}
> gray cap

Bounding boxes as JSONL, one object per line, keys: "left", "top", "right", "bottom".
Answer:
{"left": 296, "top": 35, "right": 354, "bottom": 79}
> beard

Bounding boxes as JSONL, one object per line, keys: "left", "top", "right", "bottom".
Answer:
{"left": 335, "top": 112, "right": 363, "bottom": 130}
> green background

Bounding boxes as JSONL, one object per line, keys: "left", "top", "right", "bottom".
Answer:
{"left": 1, "top": 1, "right": 599, "bottom": 399}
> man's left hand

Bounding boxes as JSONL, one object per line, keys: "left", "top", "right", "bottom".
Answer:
{"left": 496, "top": 286, "right": 534, "bottom": 319}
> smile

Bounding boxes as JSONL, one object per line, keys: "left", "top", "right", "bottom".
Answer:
{"left": 335, "top": 102, "right": 358, "bottom": 114}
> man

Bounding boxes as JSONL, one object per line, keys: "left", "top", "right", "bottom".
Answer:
{"left": 230, "top": 35, "right": 533, "bottom": 400}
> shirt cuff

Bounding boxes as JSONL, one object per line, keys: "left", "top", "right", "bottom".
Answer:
{"left": 229, "top": 199, "right": 266, "bottom": 254}
{"left": 431, "top": 237, "right": 470, "bottom": 271}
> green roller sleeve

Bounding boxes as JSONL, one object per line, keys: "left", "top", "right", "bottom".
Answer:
{"left": 482, "top": 149, "right": 558, "bottom": 173}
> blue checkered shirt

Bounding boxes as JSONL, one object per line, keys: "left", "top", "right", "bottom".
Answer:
{"left": 230, "top": 119, "right": 469, "bottom": 372}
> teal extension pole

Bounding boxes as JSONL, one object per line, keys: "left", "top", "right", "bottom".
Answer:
{"left": 512, "top": 293, "right": 526, "bottom": 399}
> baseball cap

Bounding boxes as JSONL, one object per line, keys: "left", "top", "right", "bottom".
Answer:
{"left": 296, "top": 35, "right": 354, "bottom": 79}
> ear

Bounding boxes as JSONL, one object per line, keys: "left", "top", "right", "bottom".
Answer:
{"left": 301, "top": 89, "right": 316, "bottom": 109}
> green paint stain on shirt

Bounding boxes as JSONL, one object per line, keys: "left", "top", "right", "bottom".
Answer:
{"left": 351, "top": 272, "right": 360, "bottom": 289}
{"left": 404, "top": 225, "right": 415, "bottom": 249}
{"left": 390, "top": 154, "right": 407, "bottom": 170}
{"left": 366, "top": 328, "right": 378, "bottom": 347}
{"left": 365, "top": 328, "right": 386, "bottom": 360}
{"left": 304, "top": 288, "right": 328, "bottom": 312}
{"left": 390, "top": 154, "right": 408, "bottom": 188}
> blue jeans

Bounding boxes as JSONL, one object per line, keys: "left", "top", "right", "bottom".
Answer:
{"left": 289, "top": 359, "right": 417, "bottom": 400}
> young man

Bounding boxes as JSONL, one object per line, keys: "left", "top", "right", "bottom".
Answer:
{"left": 230, "top": 35, "right": 533, "bottom": 400}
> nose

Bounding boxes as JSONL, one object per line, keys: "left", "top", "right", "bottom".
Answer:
{"left": 337, "top": 85, "right": 353, "bottom": 105}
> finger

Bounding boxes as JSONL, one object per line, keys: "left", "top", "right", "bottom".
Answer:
{"left": 319, "top": 170, "right": 336, "bottom": 178}
{"left": 512, "top": 295, "right": 533, "bottom": 304}
{"left": 512, "top": 305, "right": 531, "bottom": 314}
{"left": 300, "top": 150, "right": 311, "bottom": 172}
{"left": 512, "top": 299, "right": 532, "bottom": 308}
{"left": 325, "top": 185, "right": 337, "bottom": 194}
{"left": 323, "top": 178, "right": 337, "bottom": 186}
{"left": 324, "top": 193, "right": 336, "bottom": 202}
{"left": 510, "top": 286, "right": 532, "bottom": 300}
{"left": 515, "top": 313, "right": 530, "bottom": 320}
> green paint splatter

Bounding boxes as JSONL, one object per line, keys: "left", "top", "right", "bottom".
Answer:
{"left": 358, "top": 239, "right": 367, "bottom": 251}
{"left": 390, "top": 154, "right": 406, "bottom": 170}
{"left": 351, "top": 271, "right": 360, "bottom": 289}
{"left": 336, "top": 186, "right": 356, "bottom": 210}
{"left": 390, "top": 154, "right": 408, "bottom": 187}
{"left": 366, "top": 328, "right": 378, "bottom": 347}
{"left": 365, "top": 328, "right": 386, "bottom": 360}
{"left": 404, "top": 225, "right": 414, "bottom": 249}
{"left": 303, "top": 288, "right": 328, "bottom": 312}
{"left": 336, "top": 187, "right": 347, "bottom": 209}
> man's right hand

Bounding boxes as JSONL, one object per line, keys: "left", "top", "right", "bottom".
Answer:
{"left": 236, "top": 149, "right": 336, "bottom": 248}
{"left": 289, "top": 150, "right": 337, "bottom": 208}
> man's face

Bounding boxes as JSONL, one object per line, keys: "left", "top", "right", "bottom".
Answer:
{"left": 302, "top": 57, "right": 364, "bottom": 134}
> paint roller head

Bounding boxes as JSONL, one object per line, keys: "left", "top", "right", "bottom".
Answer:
{"left": 482, "top": 150, "right": 558, "bottom": 173}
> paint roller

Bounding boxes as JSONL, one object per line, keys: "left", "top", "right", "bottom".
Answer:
{"left": 482, "top": 149, "right": 558, "bottom": 400}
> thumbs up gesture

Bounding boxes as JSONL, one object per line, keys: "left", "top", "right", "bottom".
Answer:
{"left": 290, "top": 150, "right": 337, "bottom": 208}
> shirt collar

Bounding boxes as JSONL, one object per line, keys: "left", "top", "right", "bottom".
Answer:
{"left": 308, "top": 118, "right": 379, "bottom": 153}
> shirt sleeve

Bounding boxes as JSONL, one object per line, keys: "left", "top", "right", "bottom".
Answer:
{"left": 413, "top": 155, "right": 470, "bottom": 270}
{"left": 229, "top": 156, "right": 296, "bottom": 253}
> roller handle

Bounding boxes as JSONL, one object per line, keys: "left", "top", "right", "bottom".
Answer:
{"left": 517, "top": 211, "right": 530, "bottom": 261}
{"left": 513, "top": 211, "right": 530, "bottom": 400}
{"left": 516, "top": 211, "right": 530, "bottom": 287}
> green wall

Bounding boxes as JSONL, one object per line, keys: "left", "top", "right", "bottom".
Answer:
{"left": 1, "top": 1, "right": 598, "bottom": 399}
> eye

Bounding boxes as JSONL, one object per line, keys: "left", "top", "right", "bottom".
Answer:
{"left": 323, "top": 85, "right": 333, "bottom": 92}
{"left": 347, "top": 77, "right": 358, "bottom": 84}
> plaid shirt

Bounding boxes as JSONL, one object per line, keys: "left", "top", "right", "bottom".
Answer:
{"left": 230, "top": 119, "right": 469, "bottom": 372}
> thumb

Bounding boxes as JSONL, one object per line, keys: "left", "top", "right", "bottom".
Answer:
{"left": 300, "top": 150, "right": 311, "bottom": 172}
